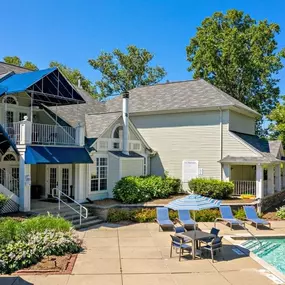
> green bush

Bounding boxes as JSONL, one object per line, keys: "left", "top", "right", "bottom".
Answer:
{"left": 188, "top": 178, "right": 234, "bottom": 199}
{"left": 276, "top": 206, "right": 285, "bottom": 220}
{"left": 0, "top": 194, "right": 8, "bottom": 209}
{"left": 233, "top": 208, "right": 246, "bottom": 220}
{"left": 0, "top": 214, "right": 72, "bottom": 245}
{"left": 107, "top": 208, "right": 221, "bottom": 223}
{"left": 113, "top": 175, "right": 181, "bottom": 204}
{"left": 0, "top": 230, "right": 81, "bottom": 274}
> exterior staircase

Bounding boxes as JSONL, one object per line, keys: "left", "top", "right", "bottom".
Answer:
{"left": 32, "top": 203, "right": 103, "bottom": 230}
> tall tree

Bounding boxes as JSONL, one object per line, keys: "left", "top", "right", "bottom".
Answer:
{"left": 267, "top": 101, "right": 285, "bottom": 144}
{"left": 186, "top": 9, "right": 285, "bottom": 121}
{"left": 49, "top": 61, "right": 95, "bottom": 97}
{"left": 88, "top": 45, "right": 166, "bottom": 98}
{"left": 3, "top": 56, "right": 38, "bottom": 70}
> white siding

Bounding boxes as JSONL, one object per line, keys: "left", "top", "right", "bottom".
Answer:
{"left": 108, "top": 153, "right": 120, "bottom": 196}
{"left": 223, "top": 124, "right": 260, "bottom": 157}
{"left": 229, "top": 110, "right": 256, "bottom": 135}
{"left": 131, "top": 111, "right": 222, "bottom": 180}
{"left": 121, "top": 158, "right": 144, "bottom": 178}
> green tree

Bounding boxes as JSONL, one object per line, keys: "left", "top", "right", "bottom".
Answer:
{"left": 267, "top": 101, "right": 285, "bottom": 144}
{"left": 186, "top": 9, "right": 285, "bottom": 120}
{"left": 88, "top": 45, "right": 166, "bottom": 98}
{"left": 3, "top": 56, "right": 38, "bottom": 70}
{"left": 49, "top": 61, "right": 95, "bottom": 97}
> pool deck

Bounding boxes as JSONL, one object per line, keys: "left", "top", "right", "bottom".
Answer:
{"left": 2, "top": 221, "right": 285, "bottom": 285}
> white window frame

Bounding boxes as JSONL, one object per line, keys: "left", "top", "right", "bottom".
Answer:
{"left": 2, "top": 95, "right": 18, "bottom": 105}
{"left": 1, "top": 152, "right": 18, "bottom": 162}
{"left": 142, "top": 154, "right": 148, "bottom": 176}
{"left": 89, "top": 155, "right": 108, "bottom": 193}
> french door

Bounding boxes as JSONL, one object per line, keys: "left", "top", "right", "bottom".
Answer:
{"left": 46, "top": 165, "right": 72, "bottom": 196}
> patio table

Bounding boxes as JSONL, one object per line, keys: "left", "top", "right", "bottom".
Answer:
{"left": 176, "top": 230, "right": 215, "bottom": 260}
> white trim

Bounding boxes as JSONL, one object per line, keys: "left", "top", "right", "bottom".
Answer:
{"left": 229, "top": 131, "right": 262, "bottom": 156}
{"left": 88, "top": 154, "right": 108, "bottom": 194}
{"left": 1, "top": 152, "right": 18, "bottom": 162}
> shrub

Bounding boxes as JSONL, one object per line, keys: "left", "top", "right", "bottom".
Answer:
{"left": 0, "top": 218, "right": 22, "bottom": 245}
{"left": 188, "top": 178, "right": 234, "bottom": 199}
{"left": 276, "top": 206, "right": 285, "bottom": 220}
{"left": 0, "top": 194, "right": 8, "bottom": 209}
{"left": 107, "top": 208, "right": 220, "bottom": 223}
{"left": 113, "top": 175, "right": 181, "bottom": 203}
{"left": 0, "top": 230, "right": 81, "bottom": 274}
{"left": 233, "top": 208, "right": 246, "bottom": 220}
{"left": 21, "top": 214, "right": 72, "bottom": 233}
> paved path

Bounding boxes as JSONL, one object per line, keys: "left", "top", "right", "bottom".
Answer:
{"left": 2, "top": 221, "right": 285, "bottom": 285}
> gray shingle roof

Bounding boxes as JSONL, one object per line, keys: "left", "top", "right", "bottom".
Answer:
{"left": 219, "top": 155, "right": 281, "bottom": 163}
{"left": 0, "top": 62, "right": 31, "bottom": 75}
{"left": 85, "top": 112, "right": 121, "bottom": 138}
{"left": 48, "top": 101, "right": 106, "bottom": 129}
{"left": 106, "top": 79, "right": 260, "bottom": 116}
{"left": 269, "top": 141, "right": 282, "bottom": 158}
{"left": 109, "top": 151, "right": 143, "bottom": 158}
{"left": 226, "top": 131, "right": 282, "bottom": 163}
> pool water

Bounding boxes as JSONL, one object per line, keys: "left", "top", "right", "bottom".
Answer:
{"left": 242, "top": 238, "right": 285, "bottom": 275}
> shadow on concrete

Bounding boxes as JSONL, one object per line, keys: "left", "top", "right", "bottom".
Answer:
{"left": 0, "top": 276, "right": 33, "bottom": 285}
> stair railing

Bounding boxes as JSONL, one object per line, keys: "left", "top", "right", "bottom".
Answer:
{"left": 0, "top": 168, "right": 19, "bottom": 197}
{"left": 52, "top": 188, "right": 88, "bottom": 226}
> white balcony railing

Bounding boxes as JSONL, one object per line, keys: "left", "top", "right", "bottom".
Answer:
{"left": 4, "top": 122, "right": 77, "bottom": 146}
{"left": 232, "top": 180, "right": 256, "bottom": 196}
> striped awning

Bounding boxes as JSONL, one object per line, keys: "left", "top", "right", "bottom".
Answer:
{"left": 165, "top": 194, "right": 221, "bottom": 211}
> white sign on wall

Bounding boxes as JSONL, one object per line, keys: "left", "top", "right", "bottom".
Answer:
{"left": 182, "top": 160, "right": 199, "bottom": 183}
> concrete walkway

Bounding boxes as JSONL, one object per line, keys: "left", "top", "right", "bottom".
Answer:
{"left": 2, "top": 221, "right": 285, "bottom": 285}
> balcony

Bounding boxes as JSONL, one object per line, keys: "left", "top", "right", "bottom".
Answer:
{"left": 5, "top": 121, "right": 79, "bottom": 146}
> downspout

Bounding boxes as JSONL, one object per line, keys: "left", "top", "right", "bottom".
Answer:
{"left": 122, "top": 91, "right": 129, "bottom": 155}
{"left": 219, "top": 108, "right": 223, "bottom": 180}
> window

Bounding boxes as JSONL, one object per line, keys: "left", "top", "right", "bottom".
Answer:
{"left": 6, "top": 111, "right": 14, "bottom": 126}
{"left": 113, "top": 126, "right": 123, "bottom": 139}
{"left": 143, "top": 156, "right": 148, "bottom": 176}
{"left": 3, "top": 96, "right": 17, "bottom": 105}
{"left": 19, "top": 112, "right": 27, "bottom": 121}
{"left": 2, "top": 153, "right": 17, "bottom": 162}
{"left": 90, "top": 157, "right": 108, "bottom": 191}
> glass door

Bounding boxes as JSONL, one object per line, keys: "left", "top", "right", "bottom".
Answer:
{"left": 60, "top": 167, "right": 71, "bottom": 196}
{"left": 48, "top": 167, "right": 58, "bottom": 195}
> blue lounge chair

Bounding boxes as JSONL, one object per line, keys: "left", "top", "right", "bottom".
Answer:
{"left": 178, "top": 210, "right": 197, "bottom": 230}
{"left": 156, "top": 207, "right": 174, "bottom": 231}
{"left": 243, "top": 206, "right": 271, "bottom": 230}
{"left": 215, "top": 206, "right": 245, "bottom": 230}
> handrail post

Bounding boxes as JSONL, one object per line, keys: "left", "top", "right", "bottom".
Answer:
{"left": 80, "top": 207, "right": 82, "bottom": 225}
{"left": 58, "top": 188, "right": 61, "bottom": 211}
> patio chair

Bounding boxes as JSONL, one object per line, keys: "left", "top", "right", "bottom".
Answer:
{"left": 216, "top": 206, "right": 245, "bottom": 230}
{"left": 177, "top": 210, "right": 197, "bottom": 230}
{"left": 200, "top": 227, "right": 220, "bottom": 245}
{"left": 243, "top": 206, "right": 271, "bottom": 230}
{"left": 155, "top": 207, "right": 174, "bottom": 231}
{"left": 201, "top": 236, "right": 223, "bottom": 262}
{"left": 170, "top": 235, "right": 192, "bottom": 261}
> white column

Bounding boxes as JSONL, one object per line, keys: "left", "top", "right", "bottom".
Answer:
{"left": 19, "top": 148, "right": 31, "bottom": 212}
{"left": 267, "top": 165, "right": 275, "bottom": 195}
{"left": 282, "top": 163, "right": 285, "bottom": 189}
{"left": 256, "top": 164, "right": 264, "bottom": 199}
{"left": 275, "top": 164, "right": 282, "bottom": 192}
{"left": 222, "top": 164, "right": 231, "bottom": 181}
{"left": 74, "top": 164, "right": 86, "bottom": 203}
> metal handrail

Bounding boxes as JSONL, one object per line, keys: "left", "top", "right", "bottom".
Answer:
{"left": 52, "top": 188, "right": 88, "bottom": 226}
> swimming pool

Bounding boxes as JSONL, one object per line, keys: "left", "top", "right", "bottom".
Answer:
{"left": 242, "top": 238, "right": 285, "bottom": 275}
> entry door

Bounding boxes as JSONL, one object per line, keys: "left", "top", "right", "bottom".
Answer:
{"left": 46, "top": 165, "right": 72, "bottom": 196}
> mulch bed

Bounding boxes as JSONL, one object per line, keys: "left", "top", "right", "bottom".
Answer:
{"left": 15, "top": 254, "right": 77, "bottom": 275}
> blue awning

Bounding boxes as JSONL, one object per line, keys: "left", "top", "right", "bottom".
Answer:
{"left": 0, "top": 68, "right": 56, "bottom": 95}
{"left": 25, "top": 146, "right": 93, "bottom": 164}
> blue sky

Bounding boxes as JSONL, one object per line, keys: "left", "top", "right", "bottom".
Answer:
{"left": 1, "top": 0, "right": 285, "bottom": 95}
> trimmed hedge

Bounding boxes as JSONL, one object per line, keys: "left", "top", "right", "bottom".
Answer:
{"left": 188, "top": 178, "right": 233, "bottom": 199}
{"left": 107, "top": 208, "right": 221, "bottom": 223}
{"left": 113, "top": 176, "right": 181, "bottom": 204}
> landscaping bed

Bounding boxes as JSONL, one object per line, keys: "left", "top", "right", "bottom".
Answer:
{"left": 15, "top": 254, "right": 77, "bottom": 275}
{"left": 0, "top": 214, "right": 82, "bottom": 275}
